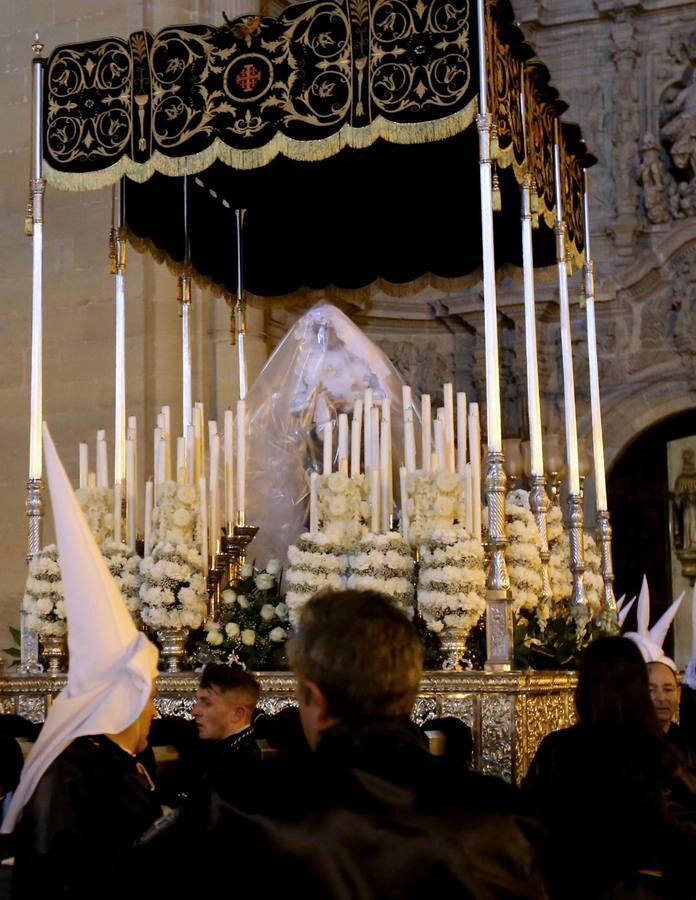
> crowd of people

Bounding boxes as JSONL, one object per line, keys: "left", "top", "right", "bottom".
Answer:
{"left": 1, "top": 427, "right": 695, "bottom": 898}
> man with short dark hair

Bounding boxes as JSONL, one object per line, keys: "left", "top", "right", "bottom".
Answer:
{"left": 190, "top": 663, "right": 261, "bottom": 795}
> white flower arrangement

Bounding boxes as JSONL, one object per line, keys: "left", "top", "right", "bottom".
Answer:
{"left": 407, "top": 470, "right": 467, "bottom": 545}
{"left": 22, "top": 545, "right": 66, "bottom": 637}
{"left": 346, "top": 532, "right": 415, "bottom": 614}
{"left": 503, "top": 491, "right": 543, "bottom": 614}
{"left": 203, "top": 561, "right": 288, "bottom": 668}
{"left": 417, "top": 528, "right": 486, "bottom": 637}
{"left": 285, "top": 532, "right": 349, "bottom": 626}
{"left": 139, "top": 541, "right": 208, "bottom": 630}
{"left": 76, "top": 487, "right": 114, "bottom": 545}
{"left": 100, "top": 540, "right": 142, "bottom": 621}
{"left": 546, "top": 503, "right": 564, "bottom": 545}
{"left": 583, "top": 532, "right": 603, "bottom": 617}
{"left": 316, "top": 471, "right": 368, "bottom": 545}
{"left": 151, "top": 482, "right": 201, "bottom": 548}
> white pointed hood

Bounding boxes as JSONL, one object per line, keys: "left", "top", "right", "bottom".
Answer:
{"left": 683, "top": 583, "right": 696, "bottom": 690}
{"left": 2, "top": 424, "right": 158, "bottom": 832}
{"left": 623, "top": 575, "right": 682, "bottom": 673}
{"left": 616, "top": 595, "right": 636, "bottom": 628}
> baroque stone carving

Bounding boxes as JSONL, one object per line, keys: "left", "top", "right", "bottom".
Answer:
{"left": 376, "top": 338, "right": 455, "bottom": 402}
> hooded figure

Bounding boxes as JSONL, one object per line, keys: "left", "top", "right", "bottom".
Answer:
{"left": 623, "top": 575, "right": 683, "bottom": 672}
{"left": 6, "top": 425, "right": 161, "bottom": 900}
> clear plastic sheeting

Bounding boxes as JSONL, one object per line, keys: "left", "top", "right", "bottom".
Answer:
{"left": 245, "top": 303, "right": 414, "bottom": 565}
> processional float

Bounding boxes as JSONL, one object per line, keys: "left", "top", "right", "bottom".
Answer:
{"left": 21, "top": 0, "right": 614, "bottom": 678}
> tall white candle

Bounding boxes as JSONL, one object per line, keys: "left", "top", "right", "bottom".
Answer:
{"left": 456, "top": 392, "right": 467, "bottom": 475}
{"left": 434, "top": 419, "right": 445, "bottom": 471}
{"left": 421, "top": 394, "right": 432, "bottom": 472}
{"left": 380, "top": 416, "right": 390, "bottom": 532}
{"left": 465, "top": 462, "right": 474, "bottom": 534}
{"left": 370, "top": 467, "right": 380, "bottom": 533}
{"left": 236, "top": 399, "right": 246, "bottom": 523}
{"left": 126, "top": 438, "right": 136, "bottom": 549}
{"left": 199, "top": 475, "right": 208, "bottom": 573}
{"left": 193, "top": 411, "right": 202, "bottom": 483}
{"left": 153, "top": 427, "right": 162, "bottom": 490}
{"left": 338, "top": 413, "right": 349, "bottom": 474}
{"left": 209, "top": 433, "right": 220, "bottom": 554}
{"left": 469, "top": 405, "right": 482, "bottom": 541}
{"left": 443, "top": 383, "right": 455, "bottom": 473}
{"left": 322, "top": 420, "right": 333, "bottom": 475}
{"left": 382, "top": 398, "right": 393, "bottom": 527}
{"left": 371, "top": 406, "right": 380, "bottom": 474}
{"left": 554, "top": 139, "right": 580, "bottom": 494}
{"left": 127, "top": 416, "right": 138, "bottom": 538}
{"left": 96, "top": 431, "right": 108, "bottom": 488}
{"left": 402, "top": 385, "right": 417, "bottom": 472}
{"left": 144, "top": 480, "right": 153, "bottom": 557}
{"left": 399, "top": 466, "right": 410, "bottom": 546}
{"left": 79, "top": 443, "right": 88, "bottom": 490}
{"left": 364, "top": 388, "right": 373, "bottom": 471}
{"left": 224, "top": 409, "right": 235, "bottom": 527}
{"left": 310, "top": 471, "right": 319, "bottom": 533}
{"left": 185, "top": 425, "right": 195, "bottom": 485}
{"left": 351, "top": 417, "right": 361, "bottom": 478}
{"left": 351, "top": 399, "right": 363, "bottom": 477}
{"left": 176, "top": 436, "right": 185, "bottom": 476}
{"left": 113, "top": 481, "right": 122, "bottom": 543}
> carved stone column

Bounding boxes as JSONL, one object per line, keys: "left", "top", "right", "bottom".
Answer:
{"left": 607, "top": 6, "right": 640, "bottom": 259}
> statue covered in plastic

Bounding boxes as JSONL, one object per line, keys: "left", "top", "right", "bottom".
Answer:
{"left": 244, "top": 303, "right": 411, "bottom": 565}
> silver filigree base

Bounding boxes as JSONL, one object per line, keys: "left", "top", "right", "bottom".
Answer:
{"left": 529, "top": 474, "right": 552, "bottom": 611}
{"left": 485, "top": 450, "right": 512, "bottom": 671}
{"left": 156, "top": 627, "right": 189, "bottom": 673}
{"left": 596, "top": 508, "right": 618, "bottom": 632}
{"left": 567, "top": 491, "right": 589, "bottom": 628}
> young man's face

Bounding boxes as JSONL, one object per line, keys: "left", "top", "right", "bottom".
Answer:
{"left": 192, "top": 685, "right": 250, "bottom": 740}
{"left": 648, "top": 662, "right": 680, "bottom": 733}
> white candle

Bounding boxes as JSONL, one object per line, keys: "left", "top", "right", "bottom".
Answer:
{"left": 199, "top": 475, "right": 208, "bottom": 573}
{"left": 382, "top": 398, "right": 393, "bottom": 527}
{"left": 186, "top": 425, "right": 195, "bottom": 485}
{"left": 351, "top": 399, "right": 363, "bottom": 477}
{"left": 236, "top": 399, "right": 246, "bottom": 523}
{"left": 176, "top": 436, "right": 185, "bottom": 476}
{"left": 322, "top": 420, "right": 333, "bottom": 475}
{"left": 97, "top": 431, "right": 108, "bottom": 488}
{"left": 153, "top": 427, "right": 162, "bottom": 490}
{"left": 364, "top": 388, "right": 373, "bottom": 471}
{"left": 310, "top": 471, "right": 319, "bottom": 533}
{"left": 469, "top": 405, "right": 482, "bottom": 541}
{"left": 193, "top": 411, "right": 202, "bottom": 483}
{"left": 79, "top": 443, "right": 88, "bottom": 490}
{"left": 209, "top": 433, "right": 219, "bottom": 555}
{"left": 370, "top": 467, "right": 380, "bottom": 533}
{"left": 434, "top": 419, "right": 445, "bottom": 471}
{"left": 402, "top": 385, "right": 417, "bottom": 473}
{"left": 113, "top": 481, "right": 121, "bottom": 543}
{"left": 380, "top": 416, "right": 389, "bottom": 532}
{"left": 371, "top": 406, "right": 380, "bottom": 475}
{"left": 338, "top": 413, "right": 349, "bottom": 474}
{"left": 399, "top": 466, "right": 410, "bottom": 546}
{"left": 144, "top": 480, "right": 153, "bottom": 557}
{"left": 421, "top": 394, "right": 432, "bottom": 472}
{"left": 127, "top": 417, "right": 138, "bottom": 538}
{"left": 443, "top": 383, "right": 455, "bottom": 473}
{"left": 126, "top": 438, "right": 136, "bottom": 549}
{"left": 224, "top": 409, "right": 235, "bottom": 527}
{"left": 465, "top": 462, "right": 474, "bottom": 534}
{"left": 456, "top": 392, "right": 467, "bottom": 475}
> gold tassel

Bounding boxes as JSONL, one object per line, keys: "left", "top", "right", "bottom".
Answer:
{"left": 531, "top": 212, "right": 540, "bottom": 230}
{"left": 490, "top": 124, "right": 499, "bottom": 160}
{"left": 566, "top": 259, "right": 573, "bottom": 278}
{"left": 579, "top": 281, "right": 586, "bottom": 310}
{"left": 492, "top": 170, "right": 502, "bottom": 212}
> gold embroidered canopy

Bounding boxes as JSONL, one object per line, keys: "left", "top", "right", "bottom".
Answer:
{"left": 41, "top": 0, "right": 594, "bottom": 295}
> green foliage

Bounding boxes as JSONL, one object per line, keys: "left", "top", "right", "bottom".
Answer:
{"left": 2, "top": 626, "right": 21, "bottom": 667}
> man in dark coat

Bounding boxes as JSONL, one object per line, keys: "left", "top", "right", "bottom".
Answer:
{"left": 136, "top": 589, "right": 547, "bottom": 899}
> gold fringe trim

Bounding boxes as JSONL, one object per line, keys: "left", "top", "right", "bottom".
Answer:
{"left": 44, "top": 98, "right": 478, "bottom": 192}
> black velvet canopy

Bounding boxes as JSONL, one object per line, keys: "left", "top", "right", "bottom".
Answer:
{"left": 41, "top": 0, "right": 595, "bottom": 298}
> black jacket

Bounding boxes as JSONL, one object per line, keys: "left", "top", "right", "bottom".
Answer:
{"left": 135, "top": 717, "right": 548, "bottom": 899}
{"left": 523, "top": 723, "right": 696, "bottom": 899}
{"left": 12, "top": 735, "right": 161, "bottom": 900}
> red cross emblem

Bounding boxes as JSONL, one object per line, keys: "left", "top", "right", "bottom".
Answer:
{"left": 236, "top": 64, "right": 262, "bottom": 93}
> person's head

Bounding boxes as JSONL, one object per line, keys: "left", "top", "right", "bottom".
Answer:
{"left": 648, "top": 661, "right": 681, "bottom": 733}
{"left": 575, "top": 636, "right": 660, "bottom": 736}
{"left": 422, "top": 716, "right": 474, "bottom": 767}
{"left": 192, "top": 663, "right": 260, "bottom": 740}
{"left": 287, "top": 589, "right": 423, "bottom": 749}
